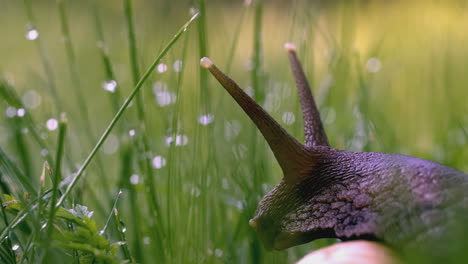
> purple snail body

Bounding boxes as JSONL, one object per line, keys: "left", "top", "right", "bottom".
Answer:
{"left": 200, "top": 43, "right": 468, "bottom": 258}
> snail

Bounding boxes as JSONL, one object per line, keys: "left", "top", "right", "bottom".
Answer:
{"left": 199, "top": 43, "right": 468, "bottom": 258}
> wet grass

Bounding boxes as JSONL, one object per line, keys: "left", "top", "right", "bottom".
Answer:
{"left": 0, "top": 0, "right": 467, "bottom": 263}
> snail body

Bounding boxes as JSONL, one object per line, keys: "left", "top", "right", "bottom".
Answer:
{"left": 200, "top": 44, "right": 468, "bottom": 256}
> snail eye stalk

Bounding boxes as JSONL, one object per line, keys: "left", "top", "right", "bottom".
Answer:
{"left": 200, "top": 57, "right": 315, "bottom": 182}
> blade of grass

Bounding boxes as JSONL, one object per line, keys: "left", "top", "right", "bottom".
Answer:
{"left": 116, "top": 139, "right": 143, "bottom": 262}
{"left": 22, "top": 0, "right": 62, "bottom": 113}
{"left": 0, "top": 13, "right": 198, "bottom": 254}
{"left": 100, "top": 189, "right": 123, "bottom": 235}
{"left": 0, "top": 79, "right": 54, "bottom": 166}
{"left": 0, "top": 190, "right": 52, "bottom": 244}
{"left": 56, "top": 0, "right": 112, "bottom": 205}
{"left": 113, "top": 208, "right": 133, "bottom": 263}
{"left": 123, "top": 0, "right": 166, "bottom": 260}
{"left": 55, "top": 11, "right": 199, "bottom": 210}
{"left": 0, "top": 147, "right": 35, "bottom": 194}
{"left": 92, "top": 1, "right": 122, "bottom": 113}
{"left": 42, "top": 113, "right": 67, "bottom": 260}
{"left": 225, "top": 2, "right": 250, "bottom": 75}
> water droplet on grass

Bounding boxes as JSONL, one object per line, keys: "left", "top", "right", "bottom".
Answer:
{"left": 225, "top": 120, "right": 241, "bottom": 140}
{"left": 198, "top": 114, "right": 214, "bottom": 125}
{"left": 22, "top": 90, "right": 42, "bottom": 109}
{"left": 157, "top": 63, "right": 167, "bottom": 73}
{"left": 129, "top": 129, "right": 136, "bottom": 137}
{"left": 153, "top": 82, "right": 176, "bottom": 106}
{"left": 366, "top": 58, "right": 382, "bottom": 73}
{"left": 12, "top": 244, "right": 19, "bottom": 251}
{"left": 16, "top": 108, "right": 26, "bottom": 117}
{"left": 102, "top": 80, "right": 117, "bottom": 93}
{"left": 191, "top": 186, "right": 200, "bottom": 197}
{"left": 282, "top": 112, "right": 295, "bottom": 125}
{"left": 25, "top": 28, "right": 39, "bottom": 40}
{"left": 152, "top": 156, "right": 166, "bottom": 169}
{"left": 130, "top": 174, "right": 139, "bottom": 185}
{"left": 173, "top": 60, "right": 183, "bottom": 72}
{"left": 99, "top": 230, "right": 105, "bottom": 235}
{"left": 46, "top": 118, "right": 58, "bottom": 131}
{"left": 232, "top": 144, "right": 247, "bottom": 160}
{"left": 5, "top": 107, "right": 16, "bottom": 118}
{"left": 175, "top": 134, "right": 188, "bottom": 146}
{"left": 244, "top": 86, "right": 254, "bottom": 97}
{"left": 165, "top": 136, "right": 174, "bottom": 146}
{"left": 103, "top": 134, "right": 119, "bottom": 154}
{"left": 189, "top": 7, "right": 199, "bottom": 16}
{"left": 214, "top": 248, "right": 223, "bottom": 258}
{"left": 122, "top": 227, "right": 127, "bottom": 233}
{"left": 41, "top": 149, "right": 49, "bottom": 157}
{"left": 143, "top": 236, "right": 151, "bottom": 245}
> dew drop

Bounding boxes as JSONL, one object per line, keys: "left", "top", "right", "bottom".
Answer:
{"left": 155, "top": 91, "right": 176, "bottom": 106}
{"left": 157, "top": 63, "right": 168, "bottom": 73}
{"left": 175, "top": 134, "right": 188, "bottom": 146}
{"left": 198, "top": 114, "right": 214, "bottom": 125}
{"left": 153, "top": 82, "right": 176, "bottom": 106}
{"left": 115, "top": 241, "right": 127, "bottom": 246}
{"left": 143, "top": 236, "right": 151, "bottom": 245}
{"left": 25, "top": 28, "right": 39, "bottom": 40}
{"left": 245, "top": 60, "right": 254, "bottom": 71}
{"left": 165, "top": 136, "right": 174, "bottom": 146}
{"left": 122, "top": 227, "right": 127, "bottom": 233}
{"left": 232, "top": 144, "right": 247, "bottom": 160}
{"left": 130, "top": 174, "right": 139, "bottom": 185}
{"left": 222, "top": 178, "right": 229, "bottom": 190}
{"left": 323, "top": 107, "right": 336, "bottom": 125}
{"left": 236, "top": 200, "right": 244, "bottom": 210}
{"left": 16, "top": 108, "right": 26, "bottom": 117}
{"left": 12, "top": 244, "right": 20, "bottom": 251}
{"left": 282, "top": 112, "right": 295, "bottom": 125}
{"left": 152, "top": 156, "right": 166, "bottom": 169}
{"left": 191, "top": 186, "right": 201, "bottom": 197}
{"left": 224, "top": 120, "right": 241, "bottom": 140}
{"left": 102, "top": 80, "right": 117, "bottom": 93}
{"left": 129, "top": 129, "right": 136, "bottom": 137}
{"left": 214, "top": 248, "right": 223, "bottom": 258}
{"left": 41, "top": 222, "right": 48, "bottom": 229}
{"left": 103, "top": 134, "right": 119, "bottom": 154}
{"left": 244, "top": 86, "right": 254, "bottom": 97}
{"left": 173, "top": 60, "right": 183, "bottom": 72}
{"left": 22, "top": 90, "right": 42, "bottom": 109}
{"left": 5, "top": 107, "right": 16, "bottom": 118}
{"left": 99, "top": 230, "right": 105, "bottom": 235}
{"left": 40, "top": 149, "right": 49, "bottom": 157}
{"left": 189, "top": 7, "right": 199, "bottom": 16}
{"left": 46, "top": 118, "right": 58, "bottom": 131}
{"left": 366, "top": 58, "right": 382, "bottom": 73}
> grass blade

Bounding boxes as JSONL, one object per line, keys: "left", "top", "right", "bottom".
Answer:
{"left": 43, "top": 113, "right": 68, "bottom": 256}
{"left": 56, "top": 12, "right": 199, "bottom": 208}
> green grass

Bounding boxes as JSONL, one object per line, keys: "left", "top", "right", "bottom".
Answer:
{"left": 1, "top": 0, "right": 468, "bottom": 263}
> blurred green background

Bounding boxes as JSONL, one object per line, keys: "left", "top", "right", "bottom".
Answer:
{"left": 0, "top": 0, "right": 467, "bottom": 263}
